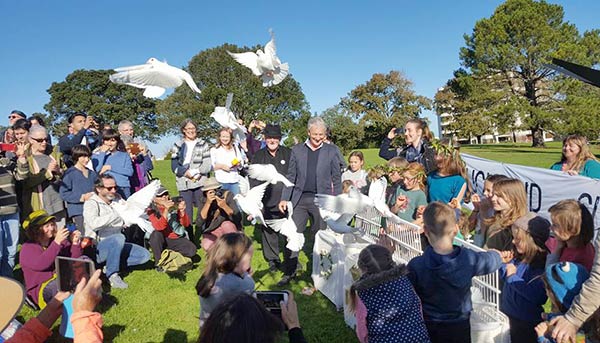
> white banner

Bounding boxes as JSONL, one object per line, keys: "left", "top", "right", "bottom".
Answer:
{"left": 462, "top": 153, "right": 600, "bottom": 232}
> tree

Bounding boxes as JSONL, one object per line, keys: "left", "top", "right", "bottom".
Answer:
{"left": 44, "top": 69, "right": 161, "bottom": 139}
{"left": 157, "top": 44, "right": 310, "bottom": 140}
{"left": 460, "top": 0, "right": 600, "bottom": 146}
{"left": 321, "top": 105, "right": 364, "bottom": 154}
{"left": 341, "top": 71, "right": 431, "bottom": 147}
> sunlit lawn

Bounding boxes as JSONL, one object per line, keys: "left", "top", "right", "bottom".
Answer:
{"left": 15, "top": 141, "right": 583, "bottom": 342}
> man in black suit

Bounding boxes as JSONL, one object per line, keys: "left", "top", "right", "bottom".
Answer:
{"left": 250, "top": 124, "right": 291, "bottom": 272}
{"left": 277, "top": 117, "right": 343, "bottom": 285}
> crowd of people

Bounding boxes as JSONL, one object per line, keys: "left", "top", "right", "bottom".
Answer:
{"left": 2, "top": 107, "right": 600, "bottom": 343}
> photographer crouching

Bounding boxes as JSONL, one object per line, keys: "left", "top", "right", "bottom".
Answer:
{"left": 147, "top": 187, "right": 198, "bottom": 272}
{"left": 196, "top": 177, "right": 242, "bottom": 251}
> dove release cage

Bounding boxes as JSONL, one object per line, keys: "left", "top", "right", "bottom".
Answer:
{"left": 353, "top": 209, "right": 510, "bottom": 343}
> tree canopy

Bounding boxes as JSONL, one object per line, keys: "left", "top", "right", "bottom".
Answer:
{"left": 341, "top": 70, "right": 431, "bottom": 146}
{"left": 456, "top": 0, "right": 600, "bottom": 146}
{"left": 44, "top": 69, "right": 160, "bottom": 139}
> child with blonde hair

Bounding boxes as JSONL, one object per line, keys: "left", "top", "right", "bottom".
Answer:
{"left": 385, "top": 157, "right": 408, "bottom": 208}
{"left": 470, "top": 174, "right": 508, "bottom": 247}
{"left": 392, "top": 162, "right": 427, "bottom": 222}
{"left": 500, "top": 212, "right": 550, "bottom": 343}
{"left": 408, "top": 202, "right": 503, "bottom": 343}
{"left": 484, "top": 178, "right": 528, "bottom": 251}
{"left": 547, "top": 200, "right": 596, "bottom": 272}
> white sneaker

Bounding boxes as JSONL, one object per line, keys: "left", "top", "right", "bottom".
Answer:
{"left": 109, "top": 274, "right": 128, "bottom": 289}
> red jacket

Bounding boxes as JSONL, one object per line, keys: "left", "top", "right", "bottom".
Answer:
{"left": 148, "top": 206, "right": 190, "bottom": 239}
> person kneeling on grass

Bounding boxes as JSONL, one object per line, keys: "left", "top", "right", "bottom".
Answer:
{"left": 196, "top": 232, "right": 254, "bottom": 328}
{"left": 199, "top": 292, "right": 307, "bottom": 343}
{"left": 147, "top": 186, "right": 198, "bottom": 271}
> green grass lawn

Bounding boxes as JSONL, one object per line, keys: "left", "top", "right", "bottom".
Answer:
{"left": 15, "top": 142, "right": 587, "bottom": 342}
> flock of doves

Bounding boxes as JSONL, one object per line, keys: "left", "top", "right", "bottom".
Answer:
{"left": 106, "top": 30, "right": 405, "bottom": 250}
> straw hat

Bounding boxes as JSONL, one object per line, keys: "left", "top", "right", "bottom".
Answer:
{"left": 201, "top": 177, "right": 222, "bottom": 191}
{"left": 0, "top": 277, "right": 25, "bottom": 332}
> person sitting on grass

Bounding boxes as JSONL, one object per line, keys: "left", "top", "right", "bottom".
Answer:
{"left": 535, "top": 262, "right": 600, "bottom": 343}
{"left": 198, "top": 292, "right": 307, "bottom": 343}
{"left": 196, "top": 232, "right": 255, "bottom": 327}
{"left": 147, "top": 186, "right": 198, "bottom": 272}
{"left": 407, "top": 202, "right": 504, "bottom": 343}
{"left": 350, "top": 244, "right": 430, "bottom": 343}
{"left": 547, "top": 199, "right": 596, "bottom": 272}
{"left": 19, "top": 210, "right": 82, "bottom": 309}
{"left": 499, "top": 212, "right": 550, "bottom": 343}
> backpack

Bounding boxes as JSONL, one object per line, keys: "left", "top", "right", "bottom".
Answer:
{"left": 157, "top": 249, "right": 193, "bottom": 274}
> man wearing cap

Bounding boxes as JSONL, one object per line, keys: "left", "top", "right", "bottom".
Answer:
{"left": 83, "top": 174, "right": 150, "bottom": 289}
{"left": 277, "top": 117, "right": 342, "bottom": 286}
{"left": 250, "top": 124, "right": 291, "bottom": 272}
{"left": 196, "top": 177, "right": 241, "bottom": 251}
{"left": 58, "top": 113, "right": 98, "bottom": 168}
{"left": 1, "top": 110, "right": 26, "bottom": 144}
{"left": 147, "top": 186, "right": 197, "bottom": 271}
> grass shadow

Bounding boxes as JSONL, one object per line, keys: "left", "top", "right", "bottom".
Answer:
{"left": 162, "top": 328, "right": 189, "bottom": 343}
{"left": 103, "top": 324, "right": 126, "bottom": 342}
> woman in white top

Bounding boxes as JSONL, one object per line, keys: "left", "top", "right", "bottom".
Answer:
{"left": 210, "top": 128, "right": 246, "bottom": 195}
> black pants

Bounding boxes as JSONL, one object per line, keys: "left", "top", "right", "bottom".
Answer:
{"left": 148, "top": 231, "right": 197, "bottom": 265}
{"left": 426, "top": 319, "right": 471, "bottom": 343}
{"left": 258, "top": 224, "right": 281, "bottom": 263}
{"left": 180, "top": 187, "right": 203, "bottom": 241}
{"left": 508, "top": 316, "right": 539, "bottom": 343}
{"left": 282, "top": 194, "right": 326, "bottom": 276}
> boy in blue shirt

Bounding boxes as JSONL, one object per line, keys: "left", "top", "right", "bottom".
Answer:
{"left": 408, "top": 202, "right": 504, "bottom": 343}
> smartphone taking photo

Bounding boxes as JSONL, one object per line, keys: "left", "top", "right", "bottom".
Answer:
{"left": 254, "top": 291, "right": 288, "bottom": 315}
{"left": 55, "top": 256, "right": 95, "bottom": 292}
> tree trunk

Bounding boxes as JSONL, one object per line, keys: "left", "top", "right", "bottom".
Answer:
{"left": 531, "top": 126, "right": 545, "bottom": 147}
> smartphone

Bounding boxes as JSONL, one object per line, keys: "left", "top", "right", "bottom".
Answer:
{"left": 394, "top": 127, "right": 405, "bottom": 135}
{"left": 0, "top": 143, "right": 16, "bottom": 152}
{"left": 55, "top": 256, "right": 95, "bottom": 292}
{"left": 254, "top": 291, "right": 288, "bottom": 315}
{"left": 66, "top": 223, "right": 77, "bottom": 233}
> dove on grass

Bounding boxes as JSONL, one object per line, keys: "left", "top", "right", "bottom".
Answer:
{"left": 109, "top": 58, "right": 202, "bottom": 98}
{"left": 227, "top": 30, "right": 289, "bottom": 87}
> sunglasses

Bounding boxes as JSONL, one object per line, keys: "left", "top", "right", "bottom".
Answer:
{"left": 30, "top": 137, "right": 49, "bottom": 143}
{"left": 103, "top": 186, "right": 117, "bottom": 191}
{"left": 8, "top": 115, "right": 22, "bottom": 120}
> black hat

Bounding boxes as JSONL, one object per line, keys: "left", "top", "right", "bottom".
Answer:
{"left": 10, "top": 110, "right": 26, "bottom": 119}
{"left": 263, "top": 124, "right": 282, "bottom": 138}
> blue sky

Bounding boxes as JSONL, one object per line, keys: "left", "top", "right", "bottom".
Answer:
{"left": 1, "top": 0, "right": 599, "bottom": 156}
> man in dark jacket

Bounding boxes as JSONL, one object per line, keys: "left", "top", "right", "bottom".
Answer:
{"left": 278, "top": 117, "right": 343, "bottom": 285}
{"left": 250, "top": 124, "right": 291, "bottom": 272}
{"left": 58, "top": 113, "right": 99, "bottom": 168}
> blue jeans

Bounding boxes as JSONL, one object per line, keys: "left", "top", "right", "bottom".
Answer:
{"left": 221, "top": 182, "right": 240, "bottom": 196}
{"left": 0, "top": 212, "right": 20, "bottom": 278}
{"left": 96, "top": 233, "right": 150, "bottom": 277}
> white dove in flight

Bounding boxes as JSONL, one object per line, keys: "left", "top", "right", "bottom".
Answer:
{"left": 227, "top": 30, "right": 289, "bottom": 87}
{"left": 109, "top": 58, "right": 202, "bottom": 98}
{"left": 264, "top": 202, "right": 304, "bottom": 251}
{"left": 234, "top": 181, "right": 269, "bottom": 225}
{"left": 210, "top": 94, "right": 247, "bottom": 143}
{"left": 112, "top": 179, "right": 161, "bottom": 233}
{"left": 247, "top": 164, "right": 294, "bottom": 187}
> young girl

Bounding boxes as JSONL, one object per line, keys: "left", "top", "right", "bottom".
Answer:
{"left": 350, "top": 244, "right": 430, "bottom": 343}
{"left": 385, "top": 157, "right": 408, "bottom": 208}
{"left": 535, "top": 262, "right": 600, "bottom": 343}
{"left": 91, "top": 129, "right": 134, "bottom": 199}
{"left": 547, "top": 200, "right": 595, "bottom": 272}
{"left": 392, "top": 162, "right": 428, "bottom": 222}
{"left": 484, "top": 178, "right": 528, "bottom": 251}
{"left": 342, "top": 151, "right": 368, "bottom": 191}
{"left": 500, "top": 212, "right": 550, "bottom": 343}
{"left": 470, "top": 174, "right": 508, "bottom": 247}
{"left": 426, "top": 147, "right": 468, "bottom": 208}
{"left": 210, "top": 128, "right": 247, "bottom": 196}
{"left": 196, "top": 232, "right": 254, "bottom": 327}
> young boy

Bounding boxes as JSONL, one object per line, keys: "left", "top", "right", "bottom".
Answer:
{"left": 408, "top": 202, "right": 503, "bottom": 343}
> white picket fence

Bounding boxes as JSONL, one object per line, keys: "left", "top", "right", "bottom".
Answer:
{"left": 354, "top": 209, "right": 510, "bottom": 343}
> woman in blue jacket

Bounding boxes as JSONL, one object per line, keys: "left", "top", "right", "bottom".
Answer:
{"left": 92, "top": 129, "right": 133, "bottom": 199}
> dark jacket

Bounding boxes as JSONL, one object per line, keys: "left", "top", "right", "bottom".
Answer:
{"left": 379, "top": 138, "right": 437, "bottom": 174}
{"left": 354, "top": 265, "right": 431, "bottom": 343}
{"left": 500, "top": 258, "right": 547, "bottom": 323}
{"left": 250, "top": 145, "right": 291, "bottom": 219}
{"left": 58, "top": 129, "right": 99, "bottom": 167}
{"left": 281, "top": 142, "right": 342, "bottom": 206}
{"left": 195, "top": 190, "right": 241, "bottom": 233}
{"left": 408, "top": 246, "right": 502, "bottom": 323}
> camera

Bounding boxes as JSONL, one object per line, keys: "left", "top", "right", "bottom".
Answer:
{"left": 394, "top": 127, "right": 405, "bottom": 135}
{"left": 214, "top": 189, "right": 224, "bottom": 198}
{"left": 171, "top": 196, "right": 183, "bottom": 204}
{"left": 238, "top": 165, "right": 249, "bottom": 177}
